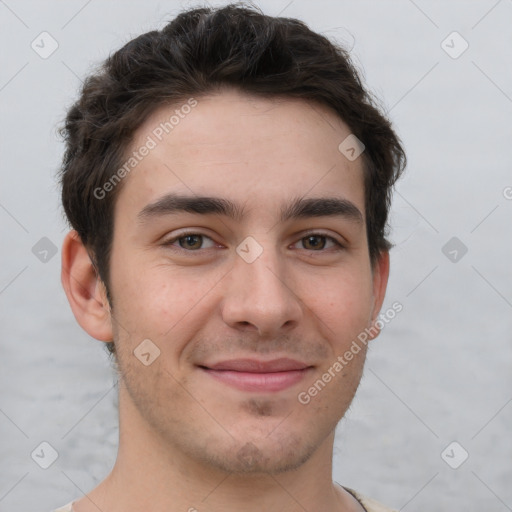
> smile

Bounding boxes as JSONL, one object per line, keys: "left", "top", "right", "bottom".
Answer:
{"left": 198, "top": 358, "right": 314, "bottom": 392}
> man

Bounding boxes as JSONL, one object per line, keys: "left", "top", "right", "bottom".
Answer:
{"left": 57, "top": 3, "right": 406, "bottom": 511}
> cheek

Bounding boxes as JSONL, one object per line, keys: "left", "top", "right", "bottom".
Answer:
{"left": 110, "top": 260, "right": 222, "bottom": 346}
{"left": 298, "top": 268, "right": 374, "bottom": 337}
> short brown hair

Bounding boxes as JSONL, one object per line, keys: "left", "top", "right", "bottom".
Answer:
{"left": 59, "top": 3, "right": 406, "bottom": 355}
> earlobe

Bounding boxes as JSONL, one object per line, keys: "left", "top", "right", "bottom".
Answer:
{"left": 368, "top": 250, "right": 390, "bottom": 340}
{"left": 61, "top": 230, "right": 113, "bottom": 342}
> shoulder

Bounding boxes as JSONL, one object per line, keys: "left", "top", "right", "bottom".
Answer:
{"left": 345, "top": 487, "right": 399, "bottom": 512}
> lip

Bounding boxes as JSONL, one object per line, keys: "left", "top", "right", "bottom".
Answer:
{"left": 199, "top": 358, "right": 313, "bottom": 392}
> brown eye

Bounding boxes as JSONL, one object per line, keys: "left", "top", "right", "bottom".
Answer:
{"left": 163, "top": 232, "right": 217, "bottom": 252}
{"left": 302, "top": 235, "right": 327, "bottom": 250}
{"left": 177, "top": 234, "right": 204, "bottom": 250}
{"left": 294, "top": 234, "right": 343, "bottom": 252}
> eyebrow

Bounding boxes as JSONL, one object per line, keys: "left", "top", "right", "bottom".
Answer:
{"left": 137, "top": 193, "right": 363, "bottom": 225}
{"left": 137, "top": 194, "right": 245, "bottom": 223}
{"left": 281, "top": 196, "right": 363, "bottom": 224}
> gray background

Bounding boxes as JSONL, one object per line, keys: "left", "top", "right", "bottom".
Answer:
{"left": 1, "top": 0, "right": 511, "bottom": 510}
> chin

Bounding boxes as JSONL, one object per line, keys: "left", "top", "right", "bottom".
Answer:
{"left": 197, "top": 432, "right": 318, "bottom": 475}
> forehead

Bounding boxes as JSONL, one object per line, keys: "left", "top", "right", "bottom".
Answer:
{"left": 117, "top": 89, "right": 365, "bottom": 223}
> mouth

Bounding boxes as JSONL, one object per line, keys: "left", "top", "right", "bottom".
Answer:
{"left": 198, "top": 358, "right": 314, "bottom": 393}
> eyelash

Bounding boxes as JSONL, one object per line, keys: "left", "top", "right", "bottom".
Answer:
{"left": 162, "top": 231, "right": 345, "bottom": 253}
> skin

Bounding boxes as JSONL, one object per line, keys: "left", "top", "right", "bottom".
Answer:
{"left": 61, "top": 88, "right": 389, "bottom": 512}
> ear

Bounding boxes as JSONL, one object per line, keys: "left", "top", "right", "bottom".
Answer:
{"left": 61, "top": 230, "right": 113, "bottom": 342}
{"left": 367, "top": 250, "right": 390, "bottom": 341}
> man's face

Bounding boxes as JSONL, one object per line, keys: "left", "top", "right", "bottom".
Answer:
{"left": 107, "top": 88, "right": 387, "bottom": 474}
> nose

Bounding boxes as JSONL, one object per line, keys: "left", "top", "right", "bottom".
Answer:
{"left": 220, "top": 243, "right": 303, "bottom": 337}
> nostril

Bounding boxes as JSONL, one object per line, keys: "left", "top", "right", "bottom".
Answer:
{"left": 234, "top": 321, "right": 253, "bottom": 328}
{"left": 236, "top": 321, "right": 259, "bottom": 332}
